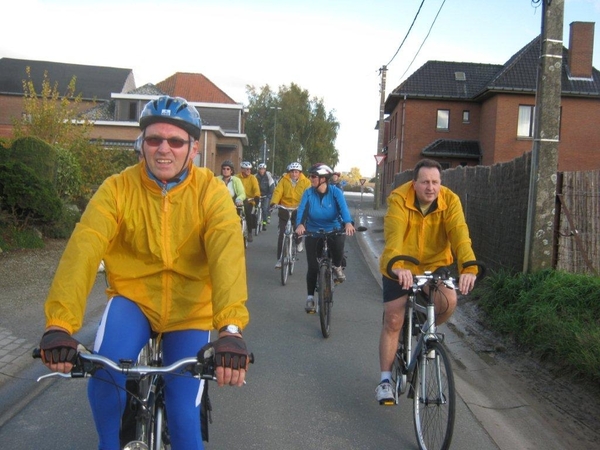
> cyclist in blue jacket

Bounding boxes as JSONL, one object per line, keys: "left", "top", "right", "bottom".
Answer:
{"left": 296, "top": 163, "right": 355, "bottom": 313}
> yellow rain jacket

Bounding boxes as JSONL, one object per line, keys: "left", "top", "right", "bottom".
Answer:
{"left": 380, "top": 180, "right": 477, "bottom": 279}
{"left": 236, "top": 172, "right": 261, "bottom": 200}
{"left": 45, "top": 161, "right": 249, "bottom": 335}
{"left": 270, "top": 172, "right": 310, "bottom": 207}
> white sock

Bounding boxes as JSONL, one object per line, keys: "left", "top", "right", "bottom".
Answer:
{"left": 380, "top": 371, "right": 392, "bottom": 383}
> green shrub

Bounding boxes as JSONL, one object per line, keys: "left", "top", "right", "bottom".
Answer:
{"left": 477, "top": 269, "right": 600, "bottom": 382}
{"left": 8, "top": 136, "right": 58, "bottom": 183}
{"left": 0, "top": 161, "right": 62, "bottom": 226}
{"left": 55, "top": 147, "right": 83, "bottom": 201}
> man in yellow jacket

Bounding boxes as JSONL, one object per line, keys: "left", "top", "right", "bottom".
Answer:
{"left": 38, "top": 96, "right": 250, "bottom": 450}
{"left": 376, "top": 158, "right": 478, "bottom": 404}
{"left": 270, "top": 161, "right": 311, "bottom": 268}
{"left": 237, "top": 161, "right": 261, "bottom": 242}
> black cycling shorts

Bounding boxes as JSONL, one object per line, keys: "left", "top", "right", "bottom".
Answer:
{"left": 382, "top": 275, "right": 411, "bottom": 303}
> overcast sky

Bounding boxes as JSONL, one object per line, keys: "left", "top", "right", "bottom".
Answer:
{"left": 2, "top": 0, "right": 599, "bottom": 176}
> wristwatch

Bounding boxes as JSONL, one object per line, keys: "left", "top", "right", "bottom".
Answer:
{"left": 219, "top": 324, "right": 242, "bottom": 335}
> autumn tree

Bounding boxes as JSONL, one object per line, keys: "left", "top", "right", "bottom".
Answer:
{"left": 245, "top": 83, "right": 339, "bottom": 175}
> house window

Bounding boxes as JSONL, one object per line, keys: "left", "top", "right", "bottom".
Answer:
{"left": 437, "top": 109, "right": 450, "bottom": 131}
{"left": 462, "top": 110, "right": 470, "bottom": 123}
{"left": 440, "top": 162, "right": 450, "bottom": 169}
{"left": 517, "top": 105, "right": 535, "bottom": 137}
{"left": 128, "top": 102, "right": 138, "bottom": 121}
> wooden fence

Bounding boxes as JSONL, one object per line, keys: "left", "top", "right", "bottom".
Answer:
{"left": 555, "top": 171, "right": 599, "bottom": 276}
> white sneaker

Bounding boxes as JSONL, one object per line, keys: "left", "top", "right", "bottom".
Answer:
{"left": 296, "top": 240, "right": 304, "bottom": 253}
{"left": 275, "top": 259, "right": 282, "bottom": 269}
{"left": 376, "top": 380, "right": 395, "bottom": 405}
{"left": 333, "top": 266, "right": 345, "bottom": 282}
{"left": 305, "top": 296, "right": 316, "bottom": 314}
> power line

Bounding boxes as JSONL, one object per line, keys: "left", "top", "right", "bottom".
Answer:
{"left": 385, "top": 0, "right": 426, "bottom": 67}
{"left": 398, "top": 0, "right": 447, "bottom": 81}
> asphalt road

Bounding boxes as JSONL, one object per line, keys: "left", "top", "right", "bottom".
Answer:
{"left": 0, "top": 201, "right": 498, "bottom": 449}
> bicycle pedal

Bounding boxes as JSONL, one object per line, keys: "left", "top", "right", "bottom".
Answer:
{"left": 379, "top": 399, "right": 396, "bottom": 406}
{"left": 305, "top": 308, "right": 316, "bottom": 314}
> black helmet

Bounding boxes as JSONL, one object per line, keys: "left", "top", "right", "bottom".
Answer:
{"left": 221, "top": 160, "right": 234, "bottom": 173}
{"left": 139, "top": 96, "right": 202, "bottom": 140}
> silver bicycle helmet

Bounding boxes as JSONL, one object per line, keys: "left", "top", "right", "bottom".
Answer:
{"left": 287, "top": 162, "right": 302, "bottom": 172}
{"left": 240, "top": 161, "right": 252, "bottom": 169}
{"left": 308, "top": 163, "right": 334, "bottom": 178}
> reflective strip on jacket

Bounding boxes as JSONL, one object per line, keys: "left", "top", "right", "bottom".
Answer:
{"left": 379, "top": 181, "right": 477, "bottom": 278}
{"left": 270, "top": 172, "right": 311, "bottom": 207}
{"left": 45, "top": 161, "right": 249, "bottom": 334}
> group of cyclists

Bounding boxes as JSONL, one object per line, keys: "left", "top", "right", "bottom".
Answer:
{"left": 217, "top": 158, "right": 355, "bottom": 313}
{"left": 37, "top": 95, "right": 481, "bottom": 448}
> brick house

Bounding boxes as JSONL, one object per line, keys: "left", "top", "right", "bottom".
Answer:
{"left": 381, "top": 21, "right": 600, "bottom": 196}
{"left": 0, "top": 59, "right": 247, "bottom": 174}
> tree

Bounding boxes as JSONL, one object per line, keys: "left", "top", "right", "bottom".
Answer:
{"left": 245, "top": 83, "right": 339, "bottom": 175}
{"left": 12, "top": 66, "right": 94, "bottom": 147}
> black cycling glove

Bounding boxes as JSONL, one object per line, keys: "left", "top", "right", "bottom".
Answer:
{"left": 39, "top": 330, "right": 79, "bottom": 364}
{"left": 199, "top": 336, "right": 249, "bottom": 370}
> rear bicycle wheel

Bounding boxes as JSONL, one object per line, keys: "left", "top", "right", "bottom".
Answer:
{"left": 281, "top": 235, "right": 290, "bottom": 285}
{"left": 318, "top": 263, "right": 332, "bottom": 338}
{"left": 413, "top": 341, "right": 455, "bottom": 450}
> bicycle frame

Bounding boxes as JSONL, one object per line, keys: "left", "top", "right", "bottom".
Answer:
{"left": 277, "top": 206, "right": 297, "bottom": 286}
{"left": 34, "top": 339, "right": 215, "bottom": 450}
{"left": 237, "top": 205, "right": 248, "bottom": 248}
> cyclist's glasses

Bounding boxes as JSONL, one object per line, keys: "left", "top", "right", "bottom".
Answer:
{"left": 222, "top": 167, "right": 231, "bottom": 171}
{"left": 143, "top": 137, "right": 191, "bottom": 149}
{"left": 310, "top": 174, "right": 319, "bottom": 179}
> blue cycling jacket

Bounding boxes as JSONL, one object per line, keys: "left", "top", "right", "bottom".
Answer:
{"left": 296, "top": 186, "right": 353, "bottom": 232}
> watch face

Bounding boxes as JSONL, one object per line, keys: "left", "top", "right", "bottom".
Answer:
{"left": 226, "top": 325, "right": 240, "bottom": 333}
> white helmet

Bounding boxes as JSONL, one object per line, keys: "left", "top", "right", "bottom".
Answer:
{"left": 287, "top": 162, "right": 302, "bottom": 172}
{"left": 258, "top": 163, "right": 267, "bottom": 169}
{"left": 308, "top": 163, "right": 333, "bottom": 178}
{"left": 240, "top": 161, "right": 252, "bottom": 169}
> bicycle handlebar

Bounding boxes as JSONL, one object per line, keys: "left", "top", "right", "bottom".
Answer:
{"left": 386, "top": 255, "right": 486, "bottom": 287}
{"left": 32, "top": 347, "right": 254, "bottom": 382}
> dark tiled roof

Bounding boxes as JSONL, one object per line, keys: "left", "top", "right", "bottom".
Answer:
{"left": 421, "top": 139, "right": 481, "bottom": 159}
{"left": 0, "top": 58, "right": 133, "bottom": 101}
{"left": 156, "top": 73, "right": 237, "bottom": 104}
{"left": 386, "top": 34, "right": 600, "bottom": 112}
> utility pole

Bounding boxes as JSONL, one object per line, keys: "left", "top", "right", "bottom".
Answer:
{"left": 270, "top": 106, "right": 282, "bottom": 175}
{"left": 523, "top": 0, "right": 564, "bottom": 273}
{"left": 374, "top": 65, "right": 387, "bottom": 210}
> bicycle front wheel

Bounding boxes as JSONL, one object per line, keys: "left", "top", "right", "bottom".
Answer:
{"left": 318, "top": 263, "right": 332, "bottom": 338}
{"left": 281, "top": 236, "right": 290, "bottom": 285}
{"left": 255, "top": 207, "right": 262, "bottom": 236}
{"left": 289, "top": 239, "right": 297, "bottom": 275}
{"left": 412, "top": 341, "right": 456, "bottom": 450}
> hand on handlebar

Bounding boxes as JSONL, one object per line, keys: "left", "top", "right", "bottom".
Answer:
{"left": 199, "top": 335, "right": 250, "bottom": 387}
{"left": 39, "top": 329, "right": 81, "bottom": 374}
{"left": 393, "top": 268, "right": 413, "bottom": 290}
{"left": 345, "top": 222, "right": 355, "bottom": 236}
{"left": 295, "top": 224, "right": 305, "bottom": 236}
{"left": 458, "top": 273, "right": 477, "bottom": 294}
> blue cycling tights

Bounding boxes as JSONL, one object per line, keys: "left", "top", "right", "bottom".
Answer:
{"left": 88, "top": 296, "right": 209, "bottom": 450}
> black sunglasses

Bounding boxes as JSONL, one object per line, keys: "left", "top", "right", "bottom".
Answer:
{"left": 143, "top": 137, "right": 191, "bottom": 149}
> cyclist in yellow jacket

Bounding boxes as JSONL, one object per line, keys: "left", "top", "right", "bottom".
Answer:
{"left": 376, "top": 158, "right": 477, "bottom": 404}
{"left": 38, "top": 96, "right": 250, "bottom": 450}
{"left": 270, "top": 162, "right": 311, "bottom": 268}
{"left": 237, "top": 161, "right": 261, "bottom": 242}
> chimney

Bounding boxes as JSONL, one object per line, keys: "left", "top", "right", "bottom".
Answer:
{"left": 568, "top": 22, "right": 594, "bottom": 78}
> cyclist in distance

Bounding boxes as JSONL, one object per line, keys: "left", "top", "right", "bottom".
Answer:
{"left": 217, "top": 159, "right": 246, "bottom": 206}
{"left": 255, "top": 162, "right": 275, "bottom": 230}
{"left": 329, "top": 170, "right": 343, "bottom": 190}
{"left": 295, "top": 163, "right": 355, "bottom": 313}
{"left": 270, "top": 161, "right": 311, "bottom": 268}
{"left": 38, "top": 96, "right": 251, "bottom": 450}
{"left": 376, "top": 158, "right": 477, "bottom": 404}
{"left": 237, "top": 161, "right": 261, "bottom": 242}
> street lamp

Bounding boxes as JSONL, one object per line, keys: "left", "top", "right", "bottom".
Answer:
{"left": 270, "top": 106, "right": 281, "bottom": 174}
